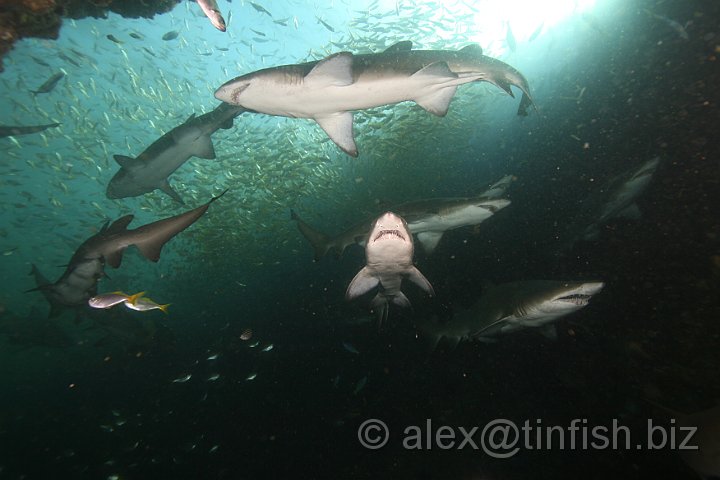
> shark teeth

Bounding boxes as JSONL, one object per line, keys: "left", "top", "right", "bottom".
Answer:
{"left": 374, "top": 229, "right": 405, "bottom": 242}
{"left": 557, "top": 294, "right": 592, "bottom": 306}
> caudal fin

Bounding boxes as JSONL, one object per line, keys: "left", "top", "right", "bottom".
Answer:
{"left": 290, "top": 209, "right": 334, "bottom": 261}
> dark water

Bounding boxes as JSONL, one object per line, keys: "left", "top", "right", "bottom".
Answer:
{"left": 1, "top": 0, "right": 718, "bottom": 479}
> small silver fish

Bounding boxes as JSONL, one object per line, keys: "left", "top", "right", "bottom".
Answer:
{"left": 172, "top": 374, "right": 192, "bottom": 383}
{"left": 206, "top": 373, "right": 220, "bottom": 381}
{"left": 342, "top": 341, "right": 359, "bottom": 355}
{"left": 261, "top": 344, "right": 274, "bottom": 352}
{"left": 245, "top": 372, "right": 257, "bottom": 381}
{"left": 240, "top": 328, "right": 253, "bottom": 340}
{"left": 89, "top": 291, "right": 145, "bottom": 309}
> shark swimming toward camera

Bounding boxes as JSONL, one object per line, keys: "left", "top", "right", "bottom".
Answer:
{"left": 581, "top": 156, "right": 660, "bottom": 241}
{"left": 28, "top": 191, "right": 227, "bottom": 317}
{"left": 106, "top": 102, "right": 244, "bottom": 204}
{"left": 346, "top": 212, "right": 434, "bottom": 325}
{"left": 419, "top": 280, "right": 604, "bottom": 350}
{"left": 292, "top": 175, "right": 513, "bottom": 260}
{"left": 215, "top": 41, "right": 533, "bottom": 156}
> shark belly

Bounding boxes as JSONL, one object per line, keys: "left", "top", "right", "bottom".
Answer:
{"left": 238, "top": 70, "right": 477, "bottom": 118}
{"left": 51, "top": 258, "right": 103, "bottom": 306}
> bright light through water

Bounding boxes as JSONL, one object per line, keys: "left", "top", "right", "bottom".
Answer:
{"left": 377, "top": 0, "right": 597, "bottom": 56}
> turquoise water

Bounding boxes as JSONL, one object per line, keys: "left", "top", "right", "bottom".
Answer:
{"left": 0, "top": 0, "right": 718, "bottom": 478}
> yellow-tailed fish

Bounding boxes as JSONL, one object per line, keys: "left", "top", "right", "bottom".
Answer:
{"left": 88, "top": 291, "right": 145, "bottom": 309}
{"left": 123, "top": 296, "right": 170, "bottom": 314}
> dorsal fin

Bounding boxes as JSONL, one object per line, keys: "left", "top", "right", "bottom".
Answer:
{"left": 459, "top": 44, "right": 483, "bottom": 56}
{"left": 384, "top": 41, "right": 412, "bottom": 53}
{"left": 105, "top": 215, "right": 134, "bottom": 235}
{"left": 113, "top": 154, "right": 142, "bottom": 169}
{"left": 305, "top": 52, "right": 354, "bottom": 87}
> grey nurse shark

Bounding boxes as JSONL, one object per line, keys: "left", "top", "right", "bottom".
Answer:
{"left": 106, "top": 102, "right": 244, "bottom": 204}
{"left": 346, "top": 212, "right": 434, "bottom": 325}
{"left": 419, "top": 280, "right": 605, "bottom": 350}
{"left": 28, "top": 192, "right": 226, "bottom": 317}
{"left": 291, "top": 174, "right": 513, "bottom": 260}
{"left": 215, "top": 41, "right": 533, "bottom": 156}
{"left": 581, "top": 156, "right": 660, "bottom": 241}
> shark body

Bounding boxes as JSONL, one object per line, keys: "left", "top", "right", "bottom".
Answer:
{"left": 215, "top": 41, "right": 533, "bottom": 156}
{"left": 582, "top": 156, "right": 660, "bottom": 240}
{"left": 29, "top": 191, "right": 226, "bottom": 317}
{"left": 292, "top": 175, "right": 512, "bottom": 260}
{"left": 420, "top": 280, "right": 604, "bottom": 350}
{"left": 106, "top": 102, "right": 244, "bottom": 203}
{"left": 346, "top": 212, "right": 434, "bottom": 325}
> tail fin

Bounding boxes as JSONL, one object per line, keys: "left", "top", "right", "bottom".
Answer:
{"left": 28, "top": 264, "right": 51, "bottom": 289}
{"left": 158, "top": 304, "right": 171, "bottom": 314}
{"left": 370, "top": 294, "right": 389, "bottom": 330}
{"left": 27, "top": 265, "right": 65, "bottom": 318}
{"left": 125, "top": 291, "right": 146, "bottom": 305}
{"left": 290, "top": 209, "right": 333, "bottom": 261}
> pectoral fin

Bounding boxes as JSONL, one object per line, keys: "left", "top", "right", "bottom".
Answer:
{"left": 406, "top": 266, "right": 435, "bottom": 296}
{"left": 415, "top": 231, "right": 444, "bottom": 253}
{"left": 315, "top": 112, "right": 357, "bottom": 157}
{"left": 159, "top": 180, "right": 185, "bottom": 204}
{"left": 346, "top": 267, "right": 379, "bottom": 299}
{"left": 193, "top": 134, "right": 216, "bottom": 159}
{"left": 104, "top": 248, "right": 127, "bottom": 269}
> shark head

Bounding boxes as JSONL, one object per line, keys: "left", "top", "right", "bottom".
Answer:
{"left": 624, "top": 156, "right": 660, "bottom": 192}
{"left": 598, "top": 156, "right": 660, "bottom": 222}
{"left": 510, "top": 281, "right": 605, "bottom": 327}
{"left": 366, "top": 212, "right": 413, "bottom": 264}
{"left": 215, "top": 77, "right": 252, "bottom": 106}
{"left": 106, "top": 167, "right": 145, "bottom": 199}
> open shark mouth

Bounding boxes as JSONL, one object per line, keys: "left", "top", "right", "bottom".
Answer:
{"left": 374, "top": 229, "right": 405, "bottom": 242}
{"left": 556, "top": 294, "right": 593, "bottom": 306}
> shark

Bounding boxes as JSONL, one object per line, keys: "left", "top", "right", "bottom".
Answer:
{"left": 28, "top": 191, "right": 227, "bottom": 317}
{"left": 581, "top": 156, "right": 660, "bottom": 240}
{"left": 214, "top": 41, "right": 533, "bottom": 156}
{"left": 0, "top": 122, "right": 60, "bottom": 138}
{"left": 291, "top": 175, "right": 513, "bottom": 260}
{"left": 419, "top": 280, "right": 605, "bottom": 350}
{"left": 346, "top": 212, "right": 434, "bottom": 325}
{"left": 106, "top": 102, "right": 244, "bottom": 204}
{"left": 646, "top": 399, "right": 720, "bottom": 479}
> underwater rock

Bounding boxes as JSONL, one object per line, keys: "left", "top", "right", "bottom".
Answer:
{"left": 0, "top": 0, "right": 181, "bottom": 72}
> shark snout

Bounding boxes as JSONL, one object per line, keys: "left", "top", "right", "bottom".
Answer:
{"left": 214, "top": 79, "right": 250, "bottom": 105}
{"left": 578, "top": 282, "right": 604, "bottom": 296}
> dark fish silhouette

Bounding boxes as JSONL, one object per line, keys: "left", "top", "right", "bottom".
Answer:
{"left": 0, "top": 122, "right": 59, "bottom": 138}
{"left": 28, "top": 191, "right": 228, "bottom": 317}
{"left": 31, "top": 72, "right": 65, "bottom": 94}
{"left": 162, "top": 30, "right": 180, "bottom": 41}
